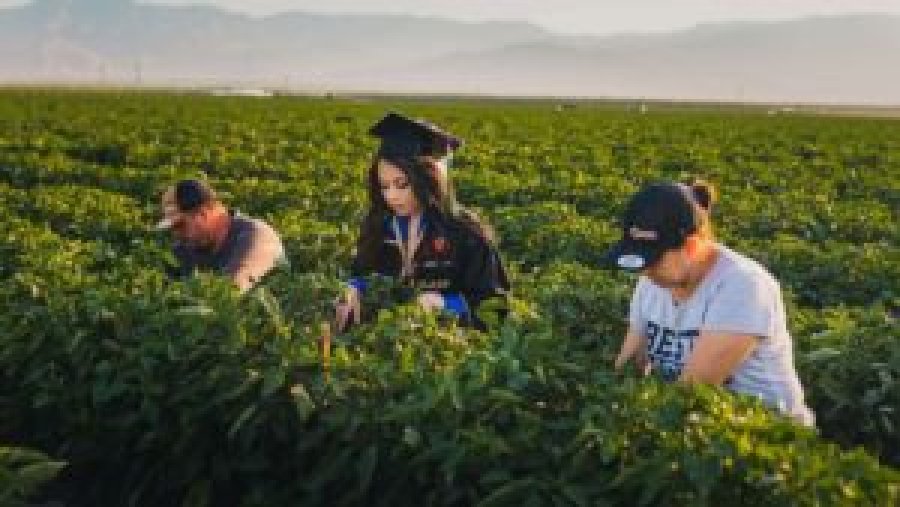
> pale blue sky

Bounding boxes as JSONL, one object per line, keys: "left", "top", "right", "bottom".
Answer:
{"left": 3, "top": 0, "right": 899, "bottom": 35}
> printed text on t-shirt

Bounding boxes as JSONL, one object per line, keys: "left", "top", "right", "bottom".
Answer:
{"left": 646, "top": 321, "right": 700, "bottom": 381}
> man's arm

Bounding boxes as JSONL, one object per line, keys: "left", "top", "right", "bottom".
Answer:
{"left": 226, "top": 226, "right": 285, "bottom": 292}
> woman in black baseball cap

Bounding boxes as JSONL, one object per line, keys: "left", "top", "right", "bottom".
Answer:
{"left": 333, "top": 112, "right": 509, "bottom": 331}
{"left": 607, "top": 180, "right": 814, "bottom": 426}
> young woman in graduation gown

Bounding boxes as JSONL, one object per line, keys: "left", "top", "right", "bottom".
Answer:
{"left": 334, "top": 113, "right": 509, "bottom": 331}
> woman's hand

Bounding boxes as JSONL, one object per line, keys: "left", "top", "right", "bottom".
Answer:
{"left": 335, "top": 286, "right": 361, "bottom": 332}
{"left": 416, "top": 291, "right": 444, "bottom": 311}
{"left": 615, "top": 327, "right": 648, "bottom": 374}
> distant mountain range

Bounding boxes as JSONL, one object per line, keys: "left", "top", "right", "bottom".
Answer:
{"left": 2, "top": 0, "right": 899, "bottom": 104}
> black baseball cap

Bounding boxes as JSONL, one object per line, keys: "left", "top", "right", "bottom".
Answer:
{"left": 156, "top": 179, "right": 218, "bottom": 230}
{"left": 369, "top": 112, "right": 462, "bottom": 162}
{"left": 603, "top": 183, "right": 702, "bottom": 271}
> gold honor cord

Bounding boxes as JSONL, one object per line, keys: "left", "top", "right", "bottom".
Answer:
{"left": 392, "top": 215, "right": 424, "bottom": 280}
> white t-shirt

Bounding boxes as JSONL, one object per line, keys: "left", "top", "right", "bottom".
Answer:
{"left": 629, "top": 244, "right": 815, "bottom": 426}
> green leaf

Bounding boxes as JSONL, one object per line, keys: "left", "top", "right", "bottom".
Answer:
{"left": 477, "top": 478, "right": 535, "bottom": 507}
{"left": 228, "top": 404, "right": 258, "bottom": 439}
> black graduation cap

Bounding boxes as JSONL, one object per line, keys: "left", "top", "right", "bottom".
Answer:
{"left": 369, "top": 112, "right": 462, "bottom": 161}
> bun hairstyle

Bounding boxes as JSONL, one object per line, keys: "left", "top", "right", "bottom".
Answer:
{"left": 686, "top": 179, "right": 717, "bottom": 213}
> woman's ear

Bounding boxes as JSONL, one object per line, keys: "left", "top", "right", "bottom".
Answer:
{"left": 197, "top": 207, "right": 213, "bottom": 222}
{"left": 683, "top": 234, "right": 702, "bottom": 258}
{"left": 422, "top": 156, "right": 448, "bottom": 181}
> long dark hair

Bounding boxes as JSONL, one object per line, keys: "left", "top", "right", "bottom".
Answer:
{"left": 355, "top": 155, "right": 495, "bottom": 269}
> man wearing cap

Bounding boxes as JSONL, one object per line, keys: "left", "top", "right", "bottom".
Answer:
{"left": 607, "top": 181, "right": 814, "bottom": 426}
{"left": 157, "top": 179, "right": 286, "bottom": 292}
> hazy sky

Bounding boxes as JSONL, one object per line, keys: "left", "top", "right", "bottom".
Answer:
{"left": 2, "top": 0, "right": 900, "bottom": 34}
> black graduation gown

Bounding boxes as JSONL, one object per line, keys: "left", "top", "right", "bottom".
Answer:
{"left": 350, "top": 211, "right": 509, "bottom": 329}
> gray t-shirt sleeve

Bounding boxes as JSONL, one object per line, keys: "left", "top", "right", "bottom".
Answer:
{"left": 628, "top": 277, "right": 647, "bottom": 331}
{"left": 224, "top": 222, "right": 285, "bottom": 291}
{"left": 702, "top": 270, "right": 774, "bottom": 338}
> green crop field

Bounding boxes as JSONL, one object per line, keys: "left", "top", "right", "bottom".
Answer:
{"left": 1, "top": 89, "right": 898, "bottom": 506}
